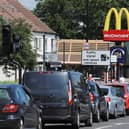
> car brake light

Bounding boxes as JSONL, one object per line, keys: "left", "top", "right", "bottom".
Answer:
{"left": 105, "top": 97, "right": 111, "bottom": 102}
{"left": 89, "top": 93, "right": 94, "bottom": 102}
{"left": 2, "top": 104, "right": 19, "bottom": 113}
{"left": 68, "top": 80, "right": 73, "bottom": 105}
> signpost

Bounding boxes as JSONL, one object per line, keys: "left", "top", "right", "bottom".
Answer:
{"left": 82, "top": 50, "right": 110, "bottom": 66}
{"left": 83, "top": 41, "right": 89, "bottom": 50}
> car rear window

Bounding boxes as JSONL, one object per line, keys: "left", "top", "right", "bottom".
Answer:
{"left": 23, "top": 72, "right": 68, "bottom": 91}
{"left": 114, "top": 86, "right": 124, "bottom": 98}
{"left": 100, "top": 88, "right": 108, "bottom": 95}
{"left": 0, "top": 89, "right": 10, "bottom": 101}
{"left": 126, "top": 84, "right": 129, "bottom": 94}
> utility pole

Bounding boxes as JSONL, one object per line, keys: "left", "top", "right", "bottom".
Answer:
{"left": 86, "top": 0, "right": 89, "bottom": 42}
{"left": 43, "top": 34, "right": 46, "bottom": 71}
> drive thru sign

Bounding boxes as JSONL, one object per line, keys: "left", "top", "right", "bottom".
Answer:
{"left": 82, "top": 50, "right": 110, "bottom": 65}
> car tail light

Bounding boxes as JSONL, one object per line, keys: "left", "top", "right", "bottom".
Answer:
{"left": 2, "top": 104, "right": 19, "bottom": 113}
{"left": 89, "top": 93, "right": 94, "bottom": 102}
{"left": 68, "top": 80, "right": 73, "bottom": 105}
{"left": 105, "top": 97, "right": 111, "bottom": 102}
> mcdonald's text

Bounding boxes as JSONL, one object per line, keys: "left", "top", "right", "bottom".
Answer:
{"left": 103, "top": 30, "right": 129, "bottom": 41}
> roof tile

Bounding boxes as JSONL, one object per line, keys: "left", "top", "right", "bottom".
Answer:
{"left": 0, "top": 0, "right": 55, "bottom": 33}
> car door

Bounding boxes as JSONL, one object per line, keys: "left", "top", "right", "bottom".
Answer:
{"left": 95, "top": 83, "right": 106, "bottom": 113}
{"left": 115, "top": 87, "right": 125, "bottom": 113}
{"left": 17, "top": 87, "right": 38, "bottom": 128}
{"left": 71, "top": 72, "right": 90, "bottom": 119}
{"left": 110, "top": 87, "right": 120, "bottom": 113}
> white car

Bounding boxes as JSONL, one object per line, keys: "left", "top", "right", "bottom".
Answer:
{"left": 100, "top": 85, "right": 126, "bottom": 118}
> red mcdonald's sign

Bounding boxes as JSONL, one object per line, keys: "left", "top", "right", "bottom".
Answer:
{"left": 103, "top": 8, "right": 129, "bottom": 41}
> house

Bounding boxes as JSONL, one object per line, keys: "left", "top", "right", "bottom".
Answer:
{"left": 0, "top": 0, "right": 57, "bottom": 81}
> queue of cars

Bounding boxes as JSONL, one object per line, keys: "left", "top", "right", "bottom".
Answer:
{"left": 22, "top": 70, "right": 129, "bottom": 129}
{"left": 0, "top": 70, "right": 128, "bottom": 129}
{"left": 23, "top": 71, "right": 94, "bottom": 128}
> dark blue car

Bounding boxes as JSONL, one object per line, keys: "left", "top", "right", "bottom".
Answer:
{"left": 86, "top": 80, "right": 109, "bottom": 122}
{"left": 0, "top": 84, "right": 43, "bottom": 129}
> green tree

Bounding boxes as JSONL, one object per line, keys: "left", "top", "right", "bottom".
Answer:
{"left": 34, "top": 0, "right": 129, "bottom": 39}
{"left": 0, "top": 18, "right": 37, "bottom": 70}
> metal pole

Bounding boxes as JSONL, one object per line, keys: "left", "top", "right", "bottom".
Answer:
{"left": 43, "top": 34, "right": 46, "bottom": 71}
{"left": 63, "top": 41, "right": 65, "bottom": 69}
{"left": 86, "top": 0, "right": 89, "bottom": 42}
{"left": 12, "top": 60, "right": 22, "bottom": 84}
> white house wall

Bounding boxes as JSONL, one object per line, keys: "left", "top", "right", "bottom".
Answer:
{"left": 32, "top": 32, "right": 57, "bottom": 63}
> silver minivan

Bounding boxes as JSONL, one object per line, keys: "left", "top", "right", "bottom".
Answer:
{"left": 100, "top": 85, "right": 126, "bottom": 118}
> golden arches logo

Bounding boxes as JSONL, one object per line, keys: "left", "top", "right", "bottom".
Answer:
{"left": 103, "top": 8, "right": 129, "bottom": 41}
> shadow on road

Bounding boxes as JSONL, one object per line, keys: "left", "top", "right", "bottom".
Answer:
{"left": 44, "top": 124, "right": 86, "bottom": 129}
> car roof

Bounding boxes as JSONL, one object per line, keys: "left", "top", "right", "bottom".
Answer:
{"left": 0, "top": 84, "right": 22, "bottom": 89}
{"left": 99, "top": 85, "right": 111, "bottom": 89}
{"left": 106, "top": 83, "right": 127, "bottom": 87}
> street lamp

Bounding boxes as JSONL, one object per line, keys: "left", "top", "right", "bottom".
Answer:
{"left": 86, "top": 0, "right": 89, "bottom": 42}
{"left": 62, "top": 41, "right": 65, "bottom": 69}
{"left": 43, "top": 34, "right": 46, "bottom": 71}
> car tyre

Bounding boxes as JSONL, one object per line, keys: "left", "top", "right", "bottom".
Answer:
{"left": 16, "top": 118, "right": 24, "bottom": 129}
{"left": 85, "top": 110, "right": 93, "bottom": 126}
{"left": 122, "top": 105, "right": 126, "bottom": 117}
{"left": 102, "top": 107, "right": 109, "bottom": 121}
{"left": 37, "top": 115, "right": 43, "bottom": 129}
{"left": 94, "top": 108, "right": 100, "bottom": 122}
{"left": 72, "top": 111, "right": 80, "bottom": 129}
{"left": 114, "top": 107, "right": 118, "bottom": 118}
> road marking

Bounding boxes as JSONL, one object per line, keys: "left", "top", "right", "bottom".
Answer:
{"left": 114, "top": 122, "right": 129, "bottom": 125}
{"left": 95, "top": 125, "right": 112, "bottom": 129}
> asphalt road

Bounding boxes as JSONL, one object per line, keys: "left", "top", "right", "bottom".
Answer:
{"left": 39, "top": 115, "right": 129, "bottom": 129}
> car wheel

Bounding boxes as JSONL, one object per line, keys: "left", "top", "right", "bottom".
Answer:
{"left": 16, "top": 119, "right": 24, "bottom": 129}
{"left": 85, "top": 110, "right": 93, "bottom": 126}
{"left": 72, "top": 111, "right": 80, "bottom": 129}
{"left": 102, "top": 107, "right": 109, "bottom": 121}
{"left": 122, "top": 105, "right": 126, "bottom": 117}
{"left": 114, "top": 107, "right": 118, "bottom": 118}
{"left": 94, "top": 108, "right": 100, "bottom": 122}
{"left": 37, "top": 115, "right": 43, "bottom": 129}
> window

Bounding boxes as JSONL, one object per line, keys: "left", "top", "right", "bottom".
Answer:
{"left": 126, "top": 84, "right": 129, "bottom": 93}
{"left": 111, "top": 87, "right": 116, "bottom": 96}
{"left": 71, "top": 73, "right": 81, "bottom": 88}
{"left": 15, "top": 87, "right": 30, "bottom": 105}
{"left": 39, "top": 38, "right": 42, "bottom": 51}
{"left": 34, "top": 37, "right": 38, "bottom": 49}
{"left": 45, "top": 38, "right": 47, "bottom": 52}
{"left": 115, "top": 86, "right": 124, "bottom": 97}
{"left": 51, "top": 39, "right": 54, "bottom": 52}
{"left": 34, "top": 37, "right": 42, "bottom": 51}
{"left": 0, "top": 89, "right": 10, "bottom": 100}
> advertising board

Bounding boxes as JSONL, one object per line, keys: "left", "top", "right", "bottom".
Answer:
{"left": 82, "top": 50, "right": 110, "bottom": 65}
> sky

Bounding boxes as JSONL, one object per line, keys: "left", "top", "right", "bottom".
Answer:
{"left": 18, "top": 0, "right": 37, "bottom": 10}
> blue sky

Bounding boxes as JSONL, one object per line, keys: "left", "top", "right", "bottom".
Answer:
{"left": 18, "top": 0, "right": 37, "bottom": 10}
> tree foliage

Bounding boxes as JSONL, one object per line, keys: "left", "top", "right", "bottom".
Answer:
{"left": 34, "top": 0, "right": 129, "bottom": 39}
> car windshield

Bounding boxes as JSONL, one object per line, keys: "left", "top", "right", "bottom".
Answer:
{"left": 0, "top": 89, "right": 10, "bottom": 101}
